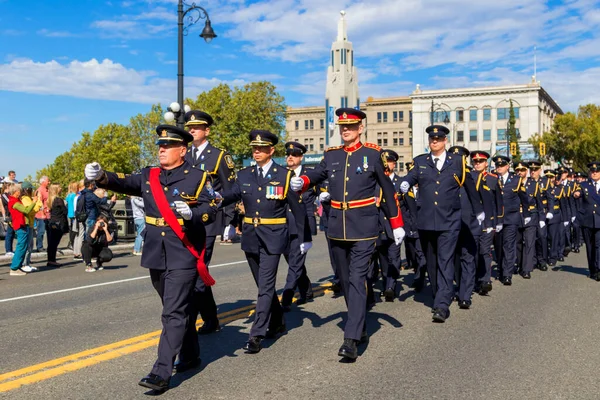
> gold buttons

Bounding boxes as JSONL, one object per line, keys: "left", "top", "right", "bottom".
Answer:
{"left": 347, "top": 164, "right": 351, "bottom": 167}
{"left": 434, "top": 201, "right": 438, "bottom": 205}
{"left": 161, "top": 232, "right": 166, "bottom": 237}
{"left": 345, "top": 192, "right": 348, "bottom": 195}
{"left": 256, "top": 211, "right": 259, "bottom": 215}
{"left": 146, "top": 190, "right": 149, "bottom": 193}
{"left": 435, "top": 191, "right": 438, "bottom": 195}
{"left": 436, "top": 181, "right": 440, "bottom": 184}
{"left": 257, "top": 199, "right": 261, "bottom": 203}
{"left": 258, "top": 187, "right": 262, "bottom": 191}
{"left": 164, "top": 187, "right": 168, "bottom": 191}
{"left": 346, "top": 177, "right": 349, "bottom": 181}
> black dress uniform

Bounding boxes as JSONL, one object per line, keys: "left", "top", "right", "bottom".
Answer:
{"left": 493, "top": 156, "right": 530, "bottom": 284}
{"left": 184, "top": 110, "right": 236, "bottom": 335}
{"left": 545, "top": 171, "right": 563, "bottom": 266}
{"left": 282, "top": 142, "right": 316, "bottom": 309}
{"left": 93, "top": 125, "right": 218, "bottom": 391}
{"left": 401, "top": 127, "right": 483, "bottom": 322}
{"left": 557, "top": 168, "right": 573, "bottom": 259}
{"left": 297, "top": 108, "right": 404, "bottom": 359}
{"left": 575, "top": 162, "right": 600, "bottom": 280}
{"left": 533, "top": 166, "right": 553, "bottom": 271}
{"left": 220, "top": 130, "right": 310, "bottom": 353}
{"left": 318, "top": 180, "right": 341, "bottom": 291}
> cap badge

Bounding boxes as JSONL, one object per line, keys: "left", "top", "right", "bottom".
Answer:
{"left": 190, "top": 114, "right": 196, "bottom": 121}
{"left": 594, "top": 164, "right": 598, "bottom": 169}
{"left": 289, "top": 144, "right": 294, "bottom": 149}
{"left": 342, "top": 112, "right": 347, "bottom": 119}
{"left": 453, "top": 148, "right": 459, "bottom": 154}
{"left": 433, "top": 128, "right": 438, "bottom": 133}
{"left": 161, "top": 129, "right": 168, "bottom": 137}
{"left": 256, "top": 134, "right": 262, "bottom": 142}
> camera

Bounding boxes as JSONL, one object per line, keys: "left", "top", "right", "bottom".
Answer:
{"left": 99, "top": 222, "right": 105, "bottom": 228}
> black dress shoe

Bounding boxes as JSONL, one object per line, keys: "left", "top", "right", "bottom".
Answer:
{"left": 265, "top": 322, "right": 286, "bottom": 339}
{"left": 558, "top": 256, "right": 565, "bottom": 262}
{"left": 338, "top": 338, "right": 358, "bottom": 360}
{"left": 458, "top": 300, "right": 471, "bottom": 310}
{"left": 243, "top": 336, "right": 263, "bottom": 353}
{"left": 502, "top": 277, "right": 512, "bottom": 286}
{"left": 432, "top": 308, "right": 449, "bottom": 323}
{"left": 330, "top": 282, "right": 342, "bottom": 294}
{"left": 139, "top": 373, "right": 170, "bottom": 392}
{"left": 548, "top": 262, "right": 556, "bottom": 267}
{"left": 173, "top": 357, "right": 201, "bottom": 373}
{"left": 539, "top": 263, "right": 548, "bottom": 271}
{"left": 479, "top": 281, "right": 492, "bottom": 295}
{"left": 521, "top": 272, "right": 531, "bottom": 279}
{"left": 197, "top": 319, "right": 220, "bottom": 335}
{"left": 590, "top": 273, "right": 598, "bottom": 280}
{"left": 281, "top": 289, "right": 294, "bottom": 309}
{"left": 383, "top": 288, "right": 395, "bottom": 302}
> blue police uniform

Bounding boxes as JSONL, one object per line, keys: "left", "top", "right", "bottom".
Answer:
{"left": 576, "top": 162, "right": 600, "bottom": 280}
{"left": 402, "top": 128, "right": 483, "bottom": 321}
{"left": 184, "top": 110, "right": 237, "bottom": 334}
{"left": 572, "top": 173, "right": 584, "bottom": 252}
{"left": 220, "top": 130, "right": 310, "bottom": 353}
{"left": 534, "top": 171, "right": 554, "bottom": 270}
{"left": 95, "top": 125, "right": 217, "bottom": 390}
{"left": 298, "top": 108, "right": 404, "bottom": 358}
{"left": 545, "top": 171, "right": 564, "bottom": 266}
{"left": 557, "top": 169, "right": 573, "bottom": 259}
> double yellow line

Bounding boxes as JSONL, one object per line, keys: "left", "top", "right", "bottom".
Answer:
{"left": 0, "top": 284, "right": 333, "bottom": 393}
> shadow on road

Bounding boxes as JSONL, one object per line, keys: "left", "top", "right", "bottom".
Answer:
{"left": 551, "top": 264, "right": 590, "bottom": 277}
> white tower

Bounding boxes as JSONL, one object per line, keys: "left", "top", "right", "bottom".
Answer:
{"left": 324, "top": 10, "right": 360, "bottom": 147}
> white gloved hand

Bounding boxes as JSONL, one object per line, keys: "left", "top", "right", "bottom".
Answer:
{"left": 571, "top": 216, "right": 576, "bottom": 223}
{"left": 290, "top": 177, "right": 304, "bottom": 192}
{"left": 300, "top": 242, "right": 313, "bottom": 255}
{"left": 524, "top": 217, "right": 531, "bottom": 225}
{"left": 564, "top": 221, "right": 569, "bottom": 227}
{"left": 393, "top": 227, "right": 406, "bottom": 245}
{"left": 222, "top": 224, "right": 236, "bottom": 241}
{"left": 486, "top": 227, "right": 494, "bottom": 234}
{"left": 85, "top": 162, "right": 103, "bottom": 180}
{"left": 319, "top": 192, "right": 331, "bottom": 202}
{"left": 476, "top": 212, "right": 485, "bottom": 225}
{"left": 173, "top": 201, "right": 192, "bottom": 220}
{"left": 399, "top": 181, "right": 410, "bottom": 194}
{"left": 539, "top": 221, "right": 546, "bottom": 229}
{"left": 546, "top": 212, "right": 554, "bottom": 220}
{"left": 496, "top": 224, "right": 503, "bottom": 233}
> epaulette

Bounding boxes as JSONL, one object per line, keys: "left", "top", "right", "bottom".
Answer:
{"left": 364, "top": 142, "right": 381, "bottom": 151}
{"left": 325, "top": 145, "right": 343, "bottom": 152}
{"left": 487, "top": 172, "right": 498, "bottom": 178}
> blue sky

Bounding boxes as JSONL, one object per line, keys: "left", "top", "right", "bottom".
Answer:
{"left": 1, "top": 0, "right": 600, "bottom": 180}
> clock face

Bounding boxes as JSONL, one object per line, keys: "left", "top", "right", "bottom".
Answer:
{"left": 331, "top": 72, "right": 340, "bottom": 84}
{"left": 346, "top": 74, "right": 354, "bottom": 83}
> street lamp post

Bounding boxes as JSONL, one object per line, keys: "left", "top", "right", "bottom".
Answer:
{"left": 164, "top": 1, "right": 217, "bottom": 128}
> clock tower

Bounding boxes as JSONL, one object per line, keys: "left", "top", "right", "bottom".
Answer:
{"left": 325, "top": 10, "right": 360, "bottom": 147}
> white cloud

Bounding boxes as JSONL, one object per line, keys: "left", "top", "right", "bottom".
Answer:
{"left": 37, "top": 29, "right": 78, "bottom": 38}
{"left": 0, "top": 58, "right": 247, "bottom": 104}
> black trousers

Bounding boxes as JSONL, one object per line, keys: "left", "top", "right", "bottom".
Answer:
{"left": 582, "top": 227, "right": 600, "bottom": 276}
{"left": 501, "top": 224, "right": 519, "bottom": 278}
{"left": 455, "top": 228, "right": 479, "bottom": 302}
{"left": 329, "top": 239, "right": 376, "bottom": 341}
{"left": 548, "top": 222, "right": 561, "bottom": 264}
{"left": 419, "top": 229, "right": 460, "bottom": 311}
{"left": 572, "top": 220, "right": 582, "bottom": 249}
{"left": 192, "top": 235, "right": 218, "bottom": 323}
{"left": 375, "top": 239, "right": 401, "bottom": 290}
{"left": 150, "top": 268, "right": 198, "bottom": 380}
{"left": 245, "top": 247, "right": 284, "bottom": 337}
{"left": 283, "top": 234, "right": 312, "bottom": 300}
{"left": 406, "top": 236, "right": 427, "bottom": 286}
{"left": 516, "top": 225, "right": 537, "bottom": 273}
{"left": 535, "top": 223, "right": 548, "bottom": 266}
{"left": 46, "top": 226, "right": 63, "bottom": 263}
{"left": 476, "top": 230, "right": 494, "bottom": 284}
{"left": 325, "top": 236, "right": 340, "bottom": 285}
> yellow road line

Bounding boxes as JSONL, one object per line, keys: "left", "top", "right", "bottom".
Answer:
{"left": 0, "top": 284, "right": 332, "bottom": 393}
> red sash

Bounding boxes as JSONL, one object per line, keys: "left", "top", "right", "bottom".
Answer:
{"left": 149, "top": 168, "right": 215, "bottom": 286}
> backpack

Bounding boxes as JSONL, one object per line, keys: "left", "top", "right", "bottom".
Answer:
{"left": 75, "top": 194, "right": 88, "bottom": 222}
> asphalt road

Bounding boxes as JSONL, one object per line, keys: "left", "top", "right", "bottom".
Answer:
{"left": 1, "top": 236, "right": 599, "bottom": 399}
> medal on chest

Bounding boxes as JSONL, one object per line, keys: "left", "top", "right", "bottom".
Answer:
{"left": 363, "top": 156, "right": 369, "bottom": 171}
{"left": 266, "top": 186, "right": 284, "bottom": 200}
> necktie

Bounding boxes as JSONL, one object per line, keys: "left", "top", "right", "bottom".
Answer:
{"left": 434, "top": 158, "right": 439, "bottom": 171}
{"left": 258, "top": 167, "right": 264, "bottom": 185}
{"left": 192, "top": 147, "right": 198, "bottom": 161}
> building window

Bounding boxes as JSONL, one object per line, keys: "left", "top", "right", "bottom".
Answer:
{"left": 399, "top": 111, "right": 404, "bottom": 121}
{"left": 456, "top": 110, "right": 464, "bottom": 122}
{"left": 377, "top": 139, "right": 382, "bottom": 146}
{"left": 483, "top": 108, "right": 491, "bottom": 121}
{"left": 393, "top": 138, "right": 398, "bottom": 146}
{"left": 383, "top": 138, "right": 388, "bottom": 146}
{"left": 469, "top": 129, "right": 478, "bottom": 141}
{"left": 309, "top": 144, "right": 314, "bottom": 151}
{"left": 469, "top": 109, "right": 477, "bottom": 121}
{"left": 393, "top": 111, "right": 398, "bottom": 122}
{"left": 383, "top": 112, "right": 388, "bottom": 123}
{"left": 497, "top": 107, "right": 520, "bottom": 120}
{"left": 483, "top": 129, "right": 491, "bottom": 141}
{"left": 320, "top": 144, "right": 324, "bottom": 150}
{"left": 304, "top": 120, "right": 308, "bottom": 130}
{"left": 294, "top": 121, "right": 299, "bottom": 130}
{"left": 309, "top": 120, "right": 314, "bottom": 130}
{"left": 497, "top": 129, "right": 506, "bottom": 141}
{"left": 377, "top": 112, "right": 382, "bottom": 123}
{"left": 320, "top": 119, "right": 324, "bottom": 129}
{"left": 409, "top": 110, "right": 412, "bottom": 121}
{"left": 409, "top": 137, "right": 413, "bottom": 145}
{"left": 457, "top": 130, "right": 464, "bottom": 142}
{"left": 399, "top": 138, "right": 404, "bottom": 146}
{"left": 331, "top": 51, "right": 334, "bottom": 67}
{"left": 432, "top": 111, "right": 449, "bottom": 123}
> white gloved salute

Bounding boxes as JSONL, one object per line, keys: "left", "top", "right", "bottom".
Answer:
{"left": 546, "top": 212, "right": 554, "bottom": 220}
{"left": 393, "top": 227, "right": 406, "bottom": 245}
{"left": 496, "top": 224, "right": 503, "bottom": 233}
{"left": 85, "top": 162, "right": 103, "bottom": 180}
{"left": 476, "top": 212, "right": 485, "bottom": 225}
{"left": 539, "top": 221, "right": 546, "bottom": 229}
{"left": 399, "top": 181, "right": 410, "bottom": 194}
{"left": 173, "top": 201, "right": 192, "bottom": 220}
{"left": 290, "top": 176, "right": 304, "bottom": 192}
{"left": 319, "top": 192, "right": 331, "bottom": 202}
{"left": 300, "top": 242, "right": 312, "bottom": 255}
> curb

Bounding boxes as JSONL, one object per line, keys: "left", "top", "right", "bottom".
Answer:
{"left": 0, "top": 243, "right": 135, "bottom": 263}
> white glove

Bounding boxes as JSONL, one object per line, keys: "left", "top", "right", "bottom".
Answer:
{"left": 300, "top": 242, "right": 312, "bottom": 254}
{"left": 524, "top": 217, "right": 531, "bottom": 225}
{"left": 476, "top": 212, "right": 485, "bottom": 225}
{"left": 319, "top": 192, "right": 331, "bottom": 202}
{"left": 485, "top": 227, "right": 494, "bottom": 234}
{"left": 173, "top": 201, "right": 192, "bottom": 220}
{"left": 399, "top": 181, "right": 410, "bottom": 194}
{"left": 496, "top": 224, "right": 503, "bottom": 233}
{"left": 546, "top": 212, "right": 553, "bottom": 220}
{"left": 290, "top": 177, "right": 304, "bottom": 192}
{"left": 222, "top": 224, "right": 236, "bottom": 240}
{"left": 539, "top": 221, "right": 546, "bottom": 229}
{"left": 563, "top": 221, "right": 569, "bottom": 227}
{"left": 85, "top": 162, "right": 103, "bottom": 180}
{"left": 571, "top": 216, "right": 576, "bottom": 223}
{"left": 393, "top": 227, "right": 406, "bottom": 245}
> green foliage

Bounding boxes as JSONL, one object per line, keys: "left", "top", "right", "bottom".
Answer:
{"left": 507, "top": 100, "right": 521, "bottom": 162}
{"left": 528, "top": 104, "right": 600, "bottom": 170}
{"left": 129, "top": 104, "right": 166, "bottom": 169}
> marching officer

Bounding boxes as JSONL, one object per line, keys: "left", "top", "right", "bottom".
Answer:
{"left": 85, "top": 125, "right": 218, "bottom": 393}
{"left": 290, "top": 108, "right": 405, "bottom": 360}
{"left": 184, "top": 110, "right": 236, "bottom": 335}
{"left": 557, "top": 166, "right": 573, "bottom": 259}
{"left": 219, "top": 130, "right": 311, "bottom": 354}
{"left": 573, "top": 162, "right": 600, "bottom": 280}
{"left": 546, "top": 169, "right": 564, "bottom": 267}
{"left": 493, "top": 156, "right": 530, "bottom": 285}
{"left": 281, "top": 141, "right": 316, "bottom": 310}
{"left": 470, "top": 150, "right": 503, "bottom": 296}
{"left": 531, "top": 161, "right": 553, "bottom": 271}
{"left": 514, "top": 161, "right": 544, "bottom": 279}
{"left": 399, "top": 126, "right": 483, "bottom": 323}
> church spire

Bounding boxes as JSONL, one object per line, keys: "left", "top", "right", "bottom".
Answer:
{"left": 337, "top": 10, "right": 347, "bottom": 41}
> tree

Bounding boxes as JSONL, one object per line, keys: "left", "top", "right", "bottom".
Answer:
{"left": 129, "top": 104, "right": 166, "bottom": 169}
{"left": 528, "top": 104, "right": 600, "bottom": 171}
{"left": 507, "top": 99, "right": 521, "bottom": 161}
